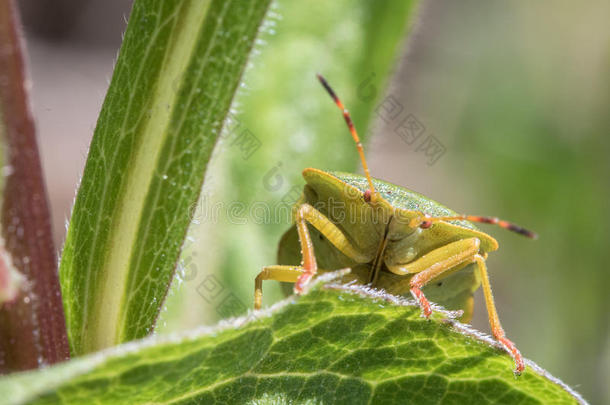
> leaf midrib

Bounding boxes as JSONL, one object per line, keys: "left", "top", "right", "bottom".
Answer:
{"left": 87, "top": 0, "right": 213, "bottom": 351}
{"left": 122, "top": 0, "right": 242, "bottom": 332}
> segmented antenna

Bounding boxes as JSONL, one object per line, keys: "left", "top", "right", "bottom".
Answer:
{"left": 413, "top": 215, "right": 538, "bottom": 239}
{"left": 316, "top": 73, "right": 376, "bottom": 200}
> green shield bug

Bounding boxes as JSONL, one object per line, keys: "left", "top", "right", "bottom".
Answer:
{"left": 254, "top": 74, "right": 537, "bottom": 375}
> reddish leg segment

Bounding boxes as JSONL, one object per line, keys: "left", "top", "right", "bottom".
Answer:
{"left": 410, "top": 287, "right": 432, "bottom": 318}
{"left": 294, "top": 204, "right": 318, "bottom": 293}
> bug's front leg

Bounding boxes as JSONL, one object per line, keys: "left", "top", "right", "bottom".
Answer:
{"left": 291, "top": 203, "right": 373, "bottom": 293}
{"left": 293, "top": 204, "right": 318, "bottom": 293}
{"left": 254, "top": 203, "right": 372, "bottom": 309}
{"left": 386, "top": 238, "right": 482, "bottom": 317}
{"left": 254, "top": 266, "right": 304, "bottom": 310}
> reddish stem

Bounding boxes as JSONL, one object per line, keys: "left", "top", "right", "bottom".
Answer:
{"left": 0, "top": 0, "right": 70, "bottom": 371}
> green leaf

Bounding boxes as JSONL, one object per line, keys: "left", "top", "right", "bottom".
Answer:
{"left": 0, "top": 274, "right": 585, "bottom": 405}
{"left": 59, "top": 0, "right": 272, "bottom": 355}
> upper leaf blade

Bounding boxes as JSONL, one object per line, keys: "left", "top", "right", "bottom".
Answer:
{"left": 0, "top": 281, "right": 585, "bottom": 404}
{"left": 59, "top": 0, "right": 272, "bottom": 355}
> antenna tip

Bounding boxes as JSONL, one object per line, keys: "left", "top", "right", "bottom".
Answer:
{"left": 511, "top": 225, "right": 538, "bottom": 239}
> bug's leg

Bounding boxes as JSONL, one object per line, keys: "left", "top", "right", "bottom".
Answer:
{"left": 473, "top": 254, "right": 525, "bottom": 375}
{"left": 293, "top": 203, "right": 373, "bottom": 293}
{"left": 386, "top": 238, "right": 481, "bottom": 317}
{"left": 254, "top": 265, "right": 304, "bottom": 309}
{"left": 293, "top": 204, "right": 318, "bottom": 293}
{"left": 255, "top": 203, "right": 370, "bottom": 308}
{"left": 297, "top": 203, "right": 373, "bottom": 263}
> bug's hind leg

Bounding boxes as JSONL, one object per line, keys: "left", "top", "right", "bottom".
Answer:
{"left": 473, "top": 254, "right": 525, "bottom": 375}
{"left": 254, "top": 266, "right": 305, "bottom": 310}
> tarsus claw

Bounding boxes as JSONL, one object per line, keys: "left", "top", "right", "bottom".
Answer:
{"left": 294, "top": 273, "right": 314, "bottom": 294}
{"left": 410, "top": 288, "right": 432, "bottom": 318}
{"left": 498, "top": 336, "right": 525, "bottom": 375}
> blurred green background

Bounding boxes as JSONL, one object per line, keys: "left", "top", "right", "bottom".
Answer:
{"left": 22, "top": 0, "right": 608, "bottom": 402}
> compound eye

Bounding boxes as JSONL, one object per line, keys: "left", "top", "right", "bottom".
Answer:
{"left": 363, "top": 189, "right": 372, "bottom": 203}
{"left": 420, "top": 221, "right": 432, "bottom": 229}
